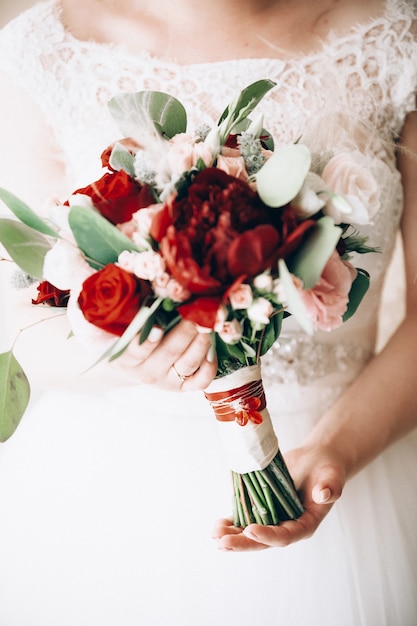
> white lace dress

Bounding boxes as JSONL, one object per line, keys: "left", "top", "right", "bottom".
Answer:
{"left": 0, "top": 1, "right": 416, "bottom": 625}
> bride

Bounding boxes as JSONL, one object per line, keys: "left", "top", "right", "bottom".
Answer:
{"left": 0, "top": 1, "right": 416, "bottom": 624}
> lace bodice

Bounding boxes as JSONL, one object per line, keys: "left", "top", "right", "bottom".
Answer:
{"left": 0, "top": 0, "right": 416, "bottom": 386}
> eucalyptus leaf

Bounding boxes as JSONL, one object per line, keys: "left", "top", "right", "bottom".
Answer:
{"left": 278, "top": 259, "right": 313, "bottom": 335}
{"left": 0, "top": 218, "right": 52, "bottom": 278}
{"left": 0, "top": 349, "right": 30, "bottom": 442}
{"left": 108, "top": 91, "right": 187, "bottom": 139}
{"left": 343, "top": 269, "right": 370, "bottom": 322}
{"left": 68, "top": 205, "right": 140, "bottom": 267}
{"left": 288, "top": 216, "right": 342, "bottom": 289}
{"left": 109, "top": 143, "right": 136, "bottom": 177}
{"left": 256, "top": 143, "right": 312, "bottom": 207}
{"left": 0, "top": 188, "right": 60, "bottom": 238}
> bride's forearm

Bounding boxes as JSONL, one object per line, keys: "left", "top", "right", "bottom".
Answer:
{"left": 303, "top": 314, "right": 417, "bottom": 479}
{"left": 307, "top": 112, "right": 417, "bottom": 480}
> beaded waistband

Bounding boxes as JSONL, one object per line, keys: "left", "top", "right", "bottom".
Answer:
{"left": 260, "top": 335, "right": 372, "bottom": 386}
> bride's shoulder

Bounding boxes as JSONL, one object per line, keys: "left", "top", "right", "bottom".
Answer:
{"left": 314, "top": 0, "right": 394, "bottom": 38}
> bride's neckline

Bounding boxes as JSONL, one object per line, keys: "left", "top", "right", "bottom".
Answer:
{"left": 51, "top": 0, "right": 398, "bottom": 68}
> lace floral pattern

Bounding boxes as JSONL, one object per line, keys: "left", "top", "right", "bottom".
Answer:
{"left": 0, "top": 0, "right": 415, "bottom": 385}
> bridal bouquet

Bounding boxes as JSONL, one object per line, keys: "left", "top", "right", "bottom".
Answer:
{"left": 0, "top": 79, "right": 378, "bottom": 526}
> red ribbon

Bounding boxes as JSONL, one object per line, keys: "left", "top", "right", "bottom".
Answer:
{"left": 204, "top": 381, "right": 266, "bottom": 426}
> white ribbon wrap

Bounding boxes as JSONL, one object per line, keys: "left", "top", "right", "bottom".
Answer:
{"left": 204, "top": 364, "right": 279, "bottom": 474}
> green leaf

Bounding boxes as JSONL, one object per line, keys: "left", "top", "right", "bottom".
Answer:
{"left": 68, "top": 205, "right": 139, "bottom": 267}
{"left": 0, "top": 218, "right": 52, "bottom": 278}
{"left": 288, "top": 216, "right": 342, "bottom": 289}
{"left": 240, "top": 341, "right": 257, "bottom": 359}
{"left": 0, "top": 188, "right": 60, "bottom": 238}
{"left": 278, "top": 259, "right": 313, "bottom": 335}
{"left": 217, "top": 79, "right": 276, "bottom": 141}
{"left": 0, "top": 350, "right": 30, "bottom": 442}
{"left": 138, "top": 307, "right": 159, "bottom": 344}
{"left": 108, "top": 91, "right": 187, "bottom": 139}
{"left": 343, "top": 269, "right": 370, "bottom": 322}
{"left": 109, "top": 142, "right": 136, "bottom": 177}
{"left": 256, "top": 143, "right": 312, "bottom": 207}
{"left": 104, "top": 297, "right": 163, "bottom": 362}
{"left": 259, "top": 310, "right": 283, "bottom": 356}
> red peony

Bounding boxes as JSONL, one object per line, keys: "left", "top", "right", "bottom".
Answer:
{"left": 77, "top": 264, "right": 152, "bottom": 336}
{"left": 32, "top": 281, "right": 70, "bottom": 307}
{"left": 71, "top": 170, "right": 155, "bottom": 225}
{"left": 151, "top": 168, "right": 315, "bottom": 295}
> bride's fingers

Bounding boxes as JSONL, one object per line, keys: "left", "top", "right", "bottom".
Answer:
{"left": 172, "top": 331, "right": 217, "bottom": 390}
{"left": 121, "top": 320, "right": 197, "bottom": 371}
{"left": 212, "top": 519, "right": 269, "bottom": 550}
{"left": 217, "top": 530, "right": 269, "bottom": 551}
{"left": 123, "top": 326, "right": 164, "bottom": 365}
{"left": 211, "top": 519, "right": 242, "bottom": 539}
{"left": 124, "top": 321, "right": 216, "bottom": 389}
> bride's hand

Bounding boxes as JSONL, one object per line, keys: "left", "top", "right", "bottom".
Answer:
{"left": 212, "top": 445, "right": 346, "bottom": 550}
{"left": 117, "top": 319, "right": 218, "bottom": 390}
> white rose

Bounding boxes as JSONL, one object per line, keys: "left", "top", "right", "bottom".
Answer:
{"left": 43, "top": 239, "right": 93, "bottom": 291}
{"left": 247, "top": 297, "right": 274, "bottom": 325}
{"left": 253, "top": 272, "right": 274, "bottom": 292}
{"left": 321, "top": 152, "right": 380, "bottom": 225}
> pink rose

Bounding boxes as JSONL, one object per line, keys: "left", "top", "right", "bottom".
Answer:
{"left": 133, "top": 250, "right": 166, "bottom": 281}
{"left": 217, "top": 148, "right": 249, "bottom": 181}
{"left": 167, "top": 133, "right": 213, "bottom": 177}
{"left": 151, "top": 272, "right": 191, "bottom": 302}
{"left": 299, "top": 252, "right": 357, "bottom": 331}
{"left": 165, "top": 278, "right": 191, "bottom": 302}
{"left": 228, "top": 283, "right": 253, "bottom": 310}
{"left": 216, "top": 318, "right": 243, "bottom": 344}
{"left": 321, "top": 152, "right": 380, "bottom": 225}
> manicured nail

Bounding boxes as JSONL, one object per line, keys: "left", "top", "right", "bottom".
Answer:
{"left": 148, "top": 326, "right": 163, "bottom": 343}
{"left": 243, "top": 528, "right": 258, "bottom": 541}
{"left": 319, "top": 487, "right": 331, "bottom": 503}
{"left": 206, "top": 343, "right": 216, "bottom": 363}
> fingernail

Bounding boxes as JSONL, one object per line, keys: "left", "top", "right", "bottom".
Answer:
{"left": 206, "top": 344, "right": 216, "bottom": 363}
{"left": 148, "top": 326, "right": 163, "bottom": 343}
{"left": 242, "top": 528, "right": 258, "bottom": 540}
{"left": 319, "top": 487, "right": 331, "bottom": 503}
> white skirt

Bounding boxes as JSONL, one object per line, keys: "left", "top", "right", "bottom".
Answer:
{"left": 0, "top": 376, "right": 416, "bottom": 626}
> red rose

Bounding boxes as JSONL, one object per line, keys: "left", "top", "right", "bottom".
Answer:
{"left": 72, "top": 170, "right": 155, "bottom": 225}
{"left": 32, "top": 281, "right": 70, "bottom": 307}
{"left": 78, "top": 264, "right": 152, "bottom": 336}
